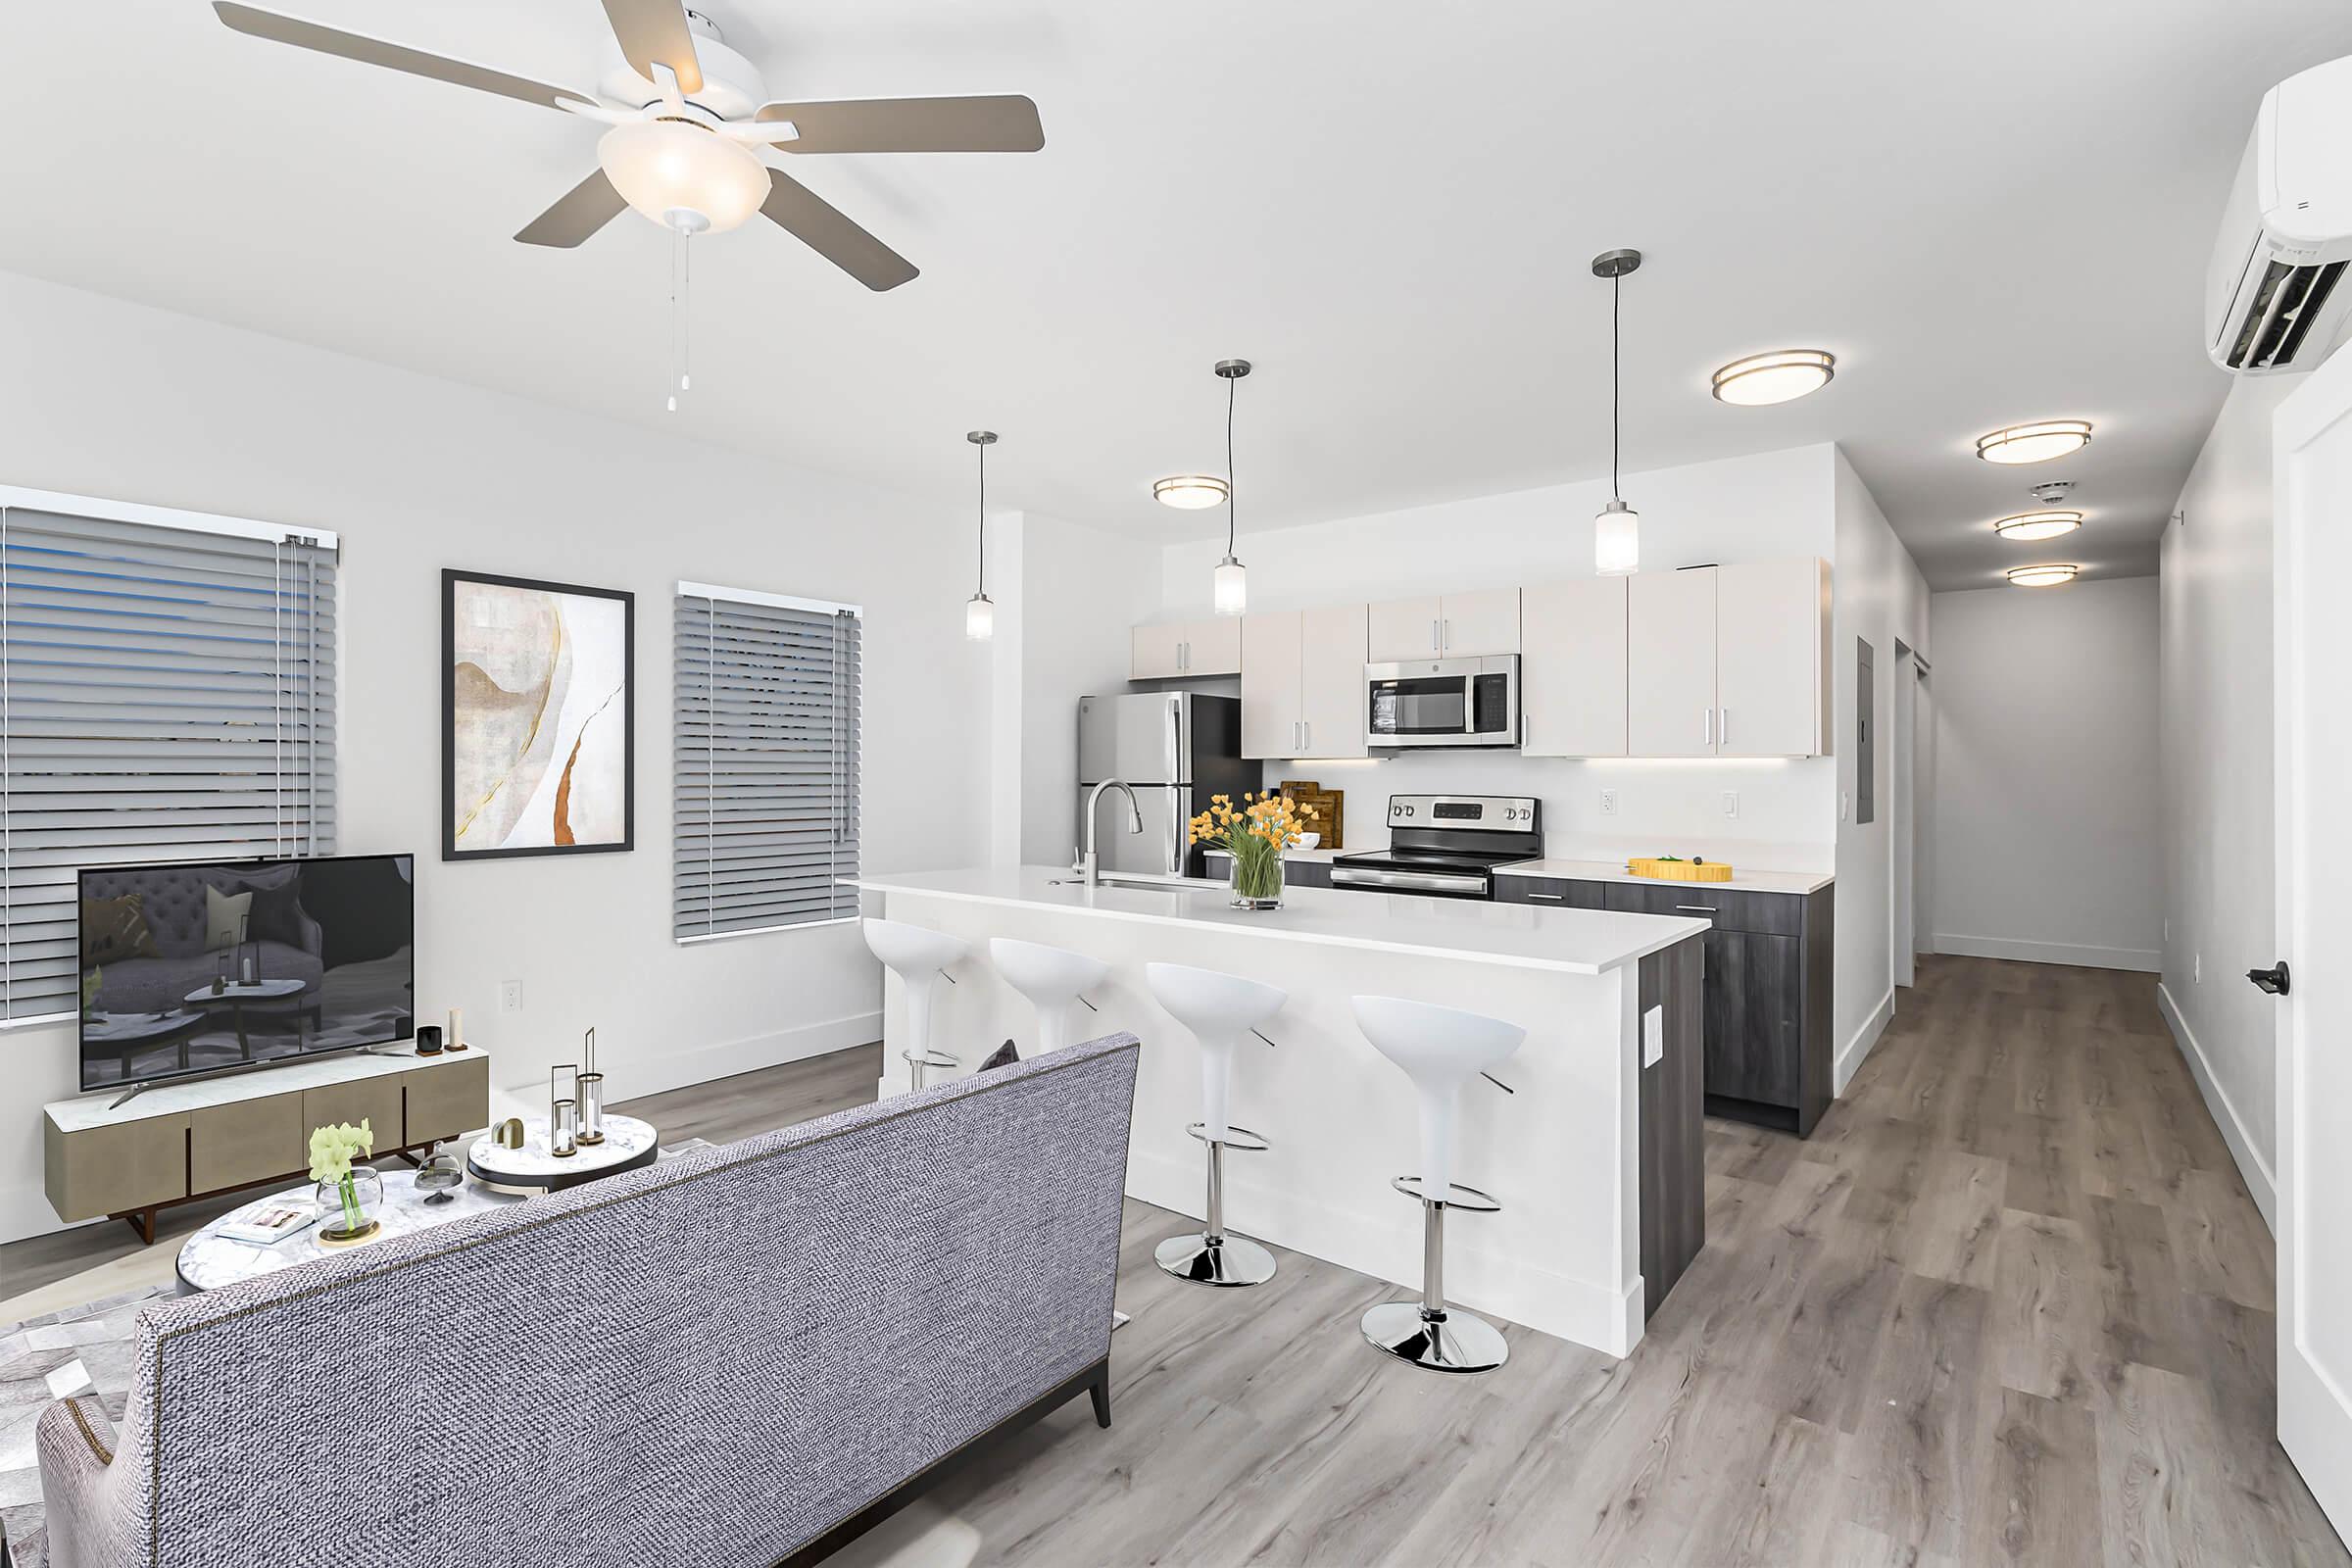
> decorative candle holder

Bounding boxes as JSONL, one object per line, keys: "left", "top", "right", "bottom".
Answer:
{"left": 446, "top": 1005, "right": 469, "bottom": 1052}
{"left": 576, "top": 1071, "right": 606, "bottom": 1146}
{"left": 550, "top": 1100, "right": 578, "bottom": 1158}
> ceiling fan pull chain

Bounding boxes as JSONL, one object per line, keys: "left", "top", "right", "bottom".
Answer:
{"left": 665, "top": 227, "right": 681, "bottom": 413}
{"left": 679, "top": 229, "right": 692, "bottom": 395}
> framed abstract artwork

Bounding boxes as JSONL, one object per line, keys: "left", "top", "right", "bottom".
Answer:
{"left": 442, "top": 569, "right": 635, "bottom": 860}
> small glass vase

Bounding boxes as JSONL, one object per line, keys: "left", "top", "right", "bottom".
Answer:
{"left": 316, "top": 1167, "right": 383, "bottom": 1246}
{"left": 1228, "top": 849, "right": 1285, "bottom": 911}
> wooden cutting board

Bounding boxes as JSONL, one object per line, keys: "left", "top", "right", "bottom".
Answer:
{"left": 1278, "top": 780, "right": 1344, "bottom": 850}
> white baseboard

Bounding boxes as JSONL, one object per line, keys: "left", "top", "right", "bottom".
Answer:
{"left": 2156, "top": 982, "right": 2277, "bottom": 1233}
{"left": 1933, "top": 933, "right": 2162, "bottom": 973}
{"left": 600, "top": 1009, "right": 881, "bottom": 1104}
{"left": 1834, "top": 986, "right": 1895, "bottom": 1096}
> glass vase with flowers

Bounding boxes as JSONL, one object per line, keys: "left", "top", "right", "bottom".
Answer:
{"left": 1188, "top": 791, "right": 1315, "bottom": 911}
{"left": 310, "top": 1119, "right": 381, "bottom": 1247}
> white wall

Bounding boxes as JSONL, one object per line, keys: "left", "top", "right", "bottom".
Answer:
{"left": 0, "top": 270, "right": 995, "bottom": 1242}
{"left": 1154, "top": 444, "right": 1840, "bottom": 869}
{"left": 1831, "top": 450, "right": 1932, "bottom": 1089}
{"left": 2160, "top": 373, "right": 2300, "bottom": 1227}
{"left": 1930, "top": 576, "right": 2163, "bottom": 972}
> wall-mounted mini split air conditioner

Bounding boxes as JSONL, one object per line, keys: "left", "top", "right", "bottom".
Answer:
{"left": 2207, "top": 54, "right": 2352, "bottom": 374}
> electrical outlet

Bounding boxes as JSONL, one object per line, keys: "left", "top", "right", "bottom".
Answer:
{"left": 1721, "top": 790, "right": 1740, "bottom": 819}
{"left": 1599, "top": 789, "right": 1618, "bottom": 816}
{"left": 500, "top": 980, "right": 523, "bottom": 1014}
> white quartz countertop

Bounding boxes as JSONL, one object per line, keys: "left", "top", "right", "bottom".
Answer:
{"left": 851, "top": 866, "right": 1708, "bottom": 976}
{"left": 1493, "top": 858, "right": 1834, "bottom": 896}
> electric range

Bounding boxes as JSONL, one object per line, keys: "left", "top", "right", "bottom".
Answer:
{"left": 1329, "top": 794, "right": 1542, "bottom": 901}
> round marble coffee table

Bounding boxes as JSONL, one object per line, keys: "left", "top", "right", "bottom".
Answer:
{"left": 466, "top": 1114, "right": 660, "bottom": 1195}
{"left": 177, "top": 1166, "right": 525, "bottom": 1293}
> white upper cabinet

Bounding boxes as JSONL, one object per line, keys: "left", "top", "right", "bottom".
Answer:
{"left": 1131, "top": 616, "right": 1243, "bottom": 681}
{"left": 1367, "top": 596, "right": 1443, "bottom": 662}
{"left": 1298, "top": 603, "right": 1369, "bottom": 759}
{"left": 1366, "top": 589, "right": 1521, "bottom": 662}
{"left": 1521, "top": 576, "right": 1628, "bottom": 757}
{"left": 1241, "top": 604, "right": 1368, "bottom": 760}
{"left": 1627, "top": 568, "right": 1720, "bottom": 758}
{"left": 1714, "top": 558, "right": 1829, "bottom": 758}
{"left": 1437, "top": 588, "right": 1522, "bottom": 657}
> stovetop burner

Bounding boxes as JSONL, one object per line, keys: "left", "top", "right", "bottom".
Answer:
{"left": 1330, "top": 795, "right": 1542, "bottom": 900}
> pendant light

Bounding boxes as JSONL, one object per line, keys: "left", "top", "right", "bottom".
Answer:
{"left": 964, "top": 430, "right": 997, "bottom": 641}
{"left": 1592, "top": 248, "right": 1642, "bottom": 576}
{"left": 1212, "top": 359, "right": 1251, "bottom": 615}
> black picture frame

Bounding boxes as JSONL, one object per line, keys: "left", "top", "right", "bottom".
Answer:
{"left": 442, "top": 568, "right": 635, "bottom": 861}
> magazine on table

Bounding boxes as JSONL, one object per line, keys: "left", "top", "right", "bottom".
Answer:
{"left": 216, "top": 1199, "right": 318, "bottom": 1247}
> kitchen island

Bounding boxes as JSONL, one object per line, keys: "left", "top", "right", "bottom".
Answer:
{"left": 851, "top": 866, "right": 1708, "bottom": 1356}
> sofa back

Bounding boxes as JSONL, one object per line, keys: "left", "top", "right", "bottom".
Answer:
{"left": 118, "top": 1033, "right": 1141, "bottom": 1568}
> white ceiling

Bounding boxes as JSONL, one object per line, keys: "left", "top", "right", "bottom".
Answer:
{"left": 6, "top": 1, "right": 2352, "bottom": 589}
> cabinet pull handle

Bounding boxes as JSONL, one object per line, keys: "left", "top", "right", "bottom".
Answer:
{"left": 1720, "top": 707, "right": 1729, "bottom": 747}
{"left": 1527, "top": 892, "right": 1564, "bottom": 902}
{"left": 1302, "top": 720, "right": 1311, "bottom": 752}
{"left": 1182, "top": 640, "right": 1190, "bottom": 671}
{"left": 1443, "top": 617, "right": 1452, "bottom": 650}
{"left": 1675, "top": 904, "right": 1720, "bottom": 912}
{"left": 1430, "top": 617, "right": 1441, "bottom": 652}
{"left": 1703, "top": 708, "right": 1713, "bottom": 746}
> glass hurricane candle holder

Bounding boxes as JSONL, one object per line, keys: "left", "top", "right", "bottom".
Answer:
{"left": 576, "top": 1071, "right": 606, "bottom": 1146}
{"left": 550, "top": 1099, "right": 578, "bottom": 1158}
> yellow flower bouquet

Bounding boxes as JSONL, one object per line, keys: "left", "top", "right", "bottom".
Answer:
{"left": 1189, "top": 791, "right": 1317, "bottom": 909}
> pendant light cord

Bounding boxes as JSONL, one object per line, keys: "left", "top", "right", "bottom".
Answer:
{"left": 1225, "top": 371, "right": 1239, "bottom": 557}
{"left": 975, "top": 438, "right": 987, "bottom": 595}
{"left": 1610, "top": 272, "right": 1622, "bottom": 503}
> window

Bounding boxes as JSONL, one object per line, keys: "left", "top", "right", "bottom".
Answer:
{"left": 0, "top": 490, "right": 338, "bottom": 1023}
{"left": 673, "top": 582, "right": 861, "bottom": 941}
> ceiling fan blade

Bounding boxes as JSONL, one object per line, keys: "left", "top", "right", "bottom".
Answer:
{"left": 601, "top": 0, "right": 704, "bottom": 96}
{"left": 514, "top": 170, "right": 629, "bottom": 248}
{"left": 213, "top": 3, "right": 592, "bottom": 113}
{"left": 753, "top": 95, "right": 1045, "bottom": 155}
{"left": 760, "top": 170, "right": 918, "bottom": 292}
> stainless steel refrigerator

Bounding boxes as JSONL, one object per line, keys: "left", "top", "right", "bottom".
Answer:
{"left": 1075, "top": 692, "right": 1251, "bottom": 877}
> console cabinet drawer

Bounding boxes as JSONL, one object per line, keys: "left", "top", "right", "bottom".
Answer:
{"left": 1494, "top": 876, "right": 1606, "bottom": 909}
{"left": 303, "top": 1078, "right": 403, "bottom": 1147}
{"left": 1601, "top": 880, "right": 1804, "bottom": 937}
{"left": 45, "top": 1114, "right": 188, "bottom": 1222}
{"left": 405, "top": 1054, "right": 491, "bottom": 1146}
{"left": 189, "top": 1090, "right": 302, "bottom": 1195}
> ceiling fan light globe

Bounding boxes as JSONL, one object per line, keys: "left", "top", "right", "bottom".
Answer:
{"left": 598, "top": 121, "right": 766, "bottom": 235}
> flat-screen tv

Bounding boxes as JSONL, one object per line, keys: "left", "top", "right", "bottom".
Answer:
{"left": 77, "top": 854, "right": 415, "bottom": 1093}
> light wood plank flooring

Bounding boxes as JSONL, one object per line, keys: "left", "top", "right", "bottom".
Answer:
{"left": 909, "top": 956, "right": 2343, "bottom": 1566}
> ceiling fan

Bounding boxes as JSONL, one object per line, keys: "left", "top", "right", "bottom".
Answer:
{"left": 212, "top": 0, "right": 1045, "bottom": 292}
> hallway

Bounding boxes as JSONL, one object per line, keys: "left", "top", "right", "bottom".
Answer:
{"left": 907, "top": 956, "right": 2345, "bottom": 1565}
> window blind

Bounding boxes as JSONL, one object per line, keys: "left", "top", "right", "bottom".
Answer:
{"left": 674, "top": 585, "right": 861, "bottom": 941}
{"left": 0, "top": 501, "right": 338, "bottom": 1022}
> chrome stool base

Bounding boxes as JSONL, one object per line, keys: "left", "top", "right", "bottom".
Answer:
{"left": 902, "top": 1048, "right": 959, "bottom": 1092}
{"left": 1155, "top": 1232, "right": 1278, "bottom": 1286}
{"left": 1360, "top": 1300, "right": 1509, "bottom": 1373}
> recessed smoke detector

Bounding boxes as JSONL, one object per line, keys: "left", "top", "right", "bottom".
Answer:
{"left": 2028, "top": 480, "right": 2075, "bottom": 505}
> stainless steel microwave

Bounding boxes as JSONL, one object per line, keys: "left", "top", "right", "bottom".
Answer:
{"left": 1365, "top": 655, "right": 1520, "bottom": 749}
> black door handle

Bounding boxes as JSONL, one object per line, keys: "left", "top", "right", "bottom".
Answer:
{"left": 2247, "top": 961, "right": 2291, "bottom": 996}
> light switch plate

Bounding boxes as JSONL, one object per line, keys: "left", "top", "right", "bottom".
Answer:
{"left": 1642, "top": 1004, "right": 1664, "bottom": 1068}
{"left": 1721, "top": 790, "right": 1740, "bottom": 818}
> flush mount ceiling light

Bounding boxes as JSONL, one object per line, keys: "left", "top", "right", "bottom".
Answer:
{"left": 964, "top": 430, "right": 998, "bottom": 640}
{"left": 1993, "top": 510, "right": 2084, "bottom": 542}
{"left": 2006, "top": 564, "right": 2080, "bottom": 587}
{"left": 1592, "top": 248, "right": 1643, "bottom": 576}
{"left": 1153, "top": 474, "right": 1230, "bottom": 510}
{"left": 1976, "top": 420, "right": 2093, "bottom": 465}
{"left": 1211, "top": 360, "right": 1252, "bottom": 615}
{"left": 1711, "top": 349, "right": 1836, "bottom": 406}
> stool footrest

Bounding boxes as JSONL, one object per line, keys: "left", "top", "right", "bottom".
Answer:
{"left": 1186, "top": 1121, "right": 1271, "bottom": 1152}
{"left": 902, "top": 1049, "right": 960, "bottom": 1070}
{"left": 1390, "top": 1175, "right": 1502, "bottom": 1213}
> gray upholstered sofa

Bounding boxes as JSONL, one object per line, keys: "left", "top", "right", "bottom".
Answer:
{"left": 37, "top": 1032, "right": 1141, "bottom": 1568}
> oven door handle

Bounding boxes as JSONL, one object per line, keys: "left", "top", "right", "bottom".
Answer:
{"left": 1330, "top": 865, "right": 1489, "bottom": 896}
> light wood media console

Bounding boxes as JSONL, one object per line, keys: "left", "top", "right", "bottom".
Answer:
{"left": 44, "top": 1049, "right": 490, "bottom": 1242}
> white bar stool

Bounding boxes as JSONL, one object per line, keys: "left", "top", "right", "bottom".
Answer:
{"left": 861, "top": 918, "right": 969, "bottom": 1091}
{"left": 989, "top": 937, "right": 1110, "bottom": 1054}
{"left": 1146, "top": 961, "right": 1287, "bottom": 1287}
{"left": 1350, "top": 995, "right": 1526, "bottom": 1374}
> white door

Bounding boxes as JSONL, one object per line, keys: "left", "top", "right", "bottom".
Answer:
{"left": 1439, "top": 588, "right": 1523, "bottom": 656}
{"left": 1368, "top": 595, "right": 1443, "bottom": 662}
{"left": 1186, "top": 615, "right": 1244, "bottom": 676}
{"left": 1131, "top": 623, "right": 1184, "bottom": 680}
{"left": 1627, "top": 567, "right": 1717, "bottom": 757}
{"left": 1239, "top": 611, "right": 1302, "bottom": 760}
{"left": 1521, "top": 576, "right": 1628, "bottom": 757}
{"left": 1298, "top": 602, "right": 1369, "bottom": 759}
{"left": 1714, "top": 558, "right": 1826, "bottom": 757}
{"left": 2274, "top": 349, "right": 2352, "bottom": 1538}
